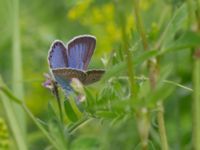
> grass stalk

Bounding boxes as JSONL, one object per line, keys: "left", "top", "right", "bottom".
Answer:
{"left": 22, "top": 104, "right": 62, "bottom": 150}
{"left": 133, "top": 1, "right": 169, "bottom": 149}
{"left": 132, "top": 1, "right": 151, "bottom": 149}
{"left": 136, "top": 108, "right": 150, "bottom": 150}
{"left": 11, "top": 0, "right": 26, "bottom": 136}
{"left": 157, "top": 101, "right": 169, "bottom": 150}
{"left": 186, "top": 0, "right": 193, "bottom": 27}
{"left": 192, "top": 49, "right": 200, "bottom": 150}
{"left": 121, "top": 23, "right": 137, "bottom": 97}
{"left": 133, "top": 0, "right": 148, "bottom": 50}
{"left": 116, "top": 1, "right": 137, "bottom": 97}
{"left": 0, "top": 80, "right": 62, "bottom": 150}
{"left": 0, "top": 77, "right": 27, "bottom": 150}
{"left": 53, "top": 82, "right": 64, "bottom": 124}
{"left": 0, "top": 94, "right": 28, "bottom": 150}
{"left": 195, "top": 0, "right": 200, "bottom": 26}
{"left": 192, "top": 0, "right": 200, "bottom": 149}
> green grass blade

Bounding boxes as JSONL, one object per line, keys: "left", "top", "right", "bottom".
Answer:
{"left": 102, "top": 50, "right": 158, "bottom": 81}
{"left": 156, "top": 4, "right": 187, "bottom": 51}
{"left": 193, "top": 57, "right": 200, "bottom": 150}
{"left": 0, "top": 77, "right": 61, "bottom": 150}
{"left": 0, "top": 77, "right": 27, "bottom": 150}
{"left": 11, "top": 0, "right": 26, "bottom": 138}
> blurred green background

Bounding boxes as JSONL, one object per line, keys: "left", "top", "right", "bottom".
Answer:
{"left": 0, "top": 0, "right": 196, "bottom": 150}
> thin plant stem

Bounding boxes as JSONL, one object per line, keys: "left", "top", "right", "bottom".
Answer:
{"left": 0, "top": 88, "right": 27, "bottom": 150}
{"left": 157, "top": 101, "right": 169, "bottom": 150}
{"left": 0, "top": 79, "right": 64, "bottom": 150}
{"left": 133, "top": 1, "right": 169, "bottom": 149}
{"left": 132, "top": 1, "right": 152, "bottom": 149}
{"left": 53, "top": 82, "right": 63, "bottom": 124}
{"left": 195, "top": 0, "right": 200, "bottom": 26}
{"left": 21, "top": 104, "right": 61, "bottom": 150}
{"left": 192, "top": 0, "right": 200, "bottom": 149}
{"left": 136, "top": 108, "right": 150, "bottom": 150}
{"left": 133, "top": 0, "right": 148, "bottom": 50}
{"left": 116, "top": 1, "right": 137, "bottom": 97}
{"left": 121, "top": 23, "right": 137, "bottom": 97}
{"left": 192, "top": 56, "right": 200, "bottom": 150}
{"left": 12, "top": 0, "right": 26, "bottom": 136}
{"left": 186, "top": 0, "right": 193, "bottom": 28}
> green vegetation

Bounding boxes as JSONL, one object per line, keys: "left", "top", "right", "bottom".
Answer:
{"left": 0, "top": 0, "right": 199, "bottom": 149}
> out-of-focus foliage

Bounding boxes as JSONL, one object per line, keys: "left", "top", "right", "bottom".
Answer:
{"left": 0, "top": 0, "right": 197, "bottom": 149}
{"left": 0, "top": 118, "right": 9, "bottom": 149}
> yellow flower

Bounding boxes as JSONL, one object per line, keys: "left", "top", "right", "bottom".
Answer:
{"left": 126, "top": 14, "right": 135, "bottom": 34}
{"left": 140, "top": 0, "right": 153, "bottom": 10}
{"left": 67, "top": 0, "right": 92, "bottom": 20}
{"left": 102, "top": 3, "right": 114, "bottom": 20}
{"left": 106, "top": 22, "right": 121, "bottom": 42}
{"left": 91, "top": 7, "right": 104, "bottom": 24}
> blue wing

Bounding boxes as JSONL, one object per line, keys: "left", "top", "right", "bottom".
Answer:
{"left": 48, "top": 40, "right": 68, "bottom": 69}
{"left": 52, "top": 68, "right": 86, "bottom": 96}
{"left": 66, "top": 35, "right": 96, "bottom": 70}
{"left": 54, "top": 75, "right": 73, "bottom": 96}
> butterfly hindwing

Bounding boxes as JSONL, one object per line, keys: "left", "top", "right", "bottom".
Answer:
{"left": 83, "top": 69, "right": 105, "bottom": 85}
{"left": 67, "top": 35, "right": 96, "bottom": 70}
{"left": 52, "top": 68, "right": 86, "bottom": 84}
{"left": 48, "top": 40, "right": 68, "bottom": 69}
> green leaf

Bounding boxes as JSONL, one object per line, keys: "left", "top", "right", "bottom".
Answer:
{"left": 85, "top": 88, "right": 95, "bottom": 107}
{"left": 70, "top": 136, "right": 100, "bottom": 150}
{"left": 158, "top": 4, "right": 187, "bottom": 52}
{"left": 0, "top": 85, "right": 21, "bottom": 104}
{"left": 68, "top": 117, "right": 90, "bottom": 133}
{"left": 164, "top": 31, "right": 200, "bottom": 52}
{"left": 48, "top": 118, "right": 68, "bottom": 150}
{"left": 47, "top": 101, "right": 60, "bottom": 123}
{"left": 149, "top": 66, "right": 175, "bottom": 105}
{"left": 102, "top": 50, "right": 158, "bottom": 81}
{"left": 64, "top": 100, "right": 79, "bottom": 122}
{"left": 148, "top": 84, "right": 175, "bottom": 107}
{"left": 96, "top": 111, "right": 117, "bottom": 119}
{"left": 84, "top": 88, "right": 96, "bottom": 113}
{"left": 0, "top": 77, "right": 27, "bottom": 150}
{"left": 47, "top": 102, "right": 68, "bottom": 150}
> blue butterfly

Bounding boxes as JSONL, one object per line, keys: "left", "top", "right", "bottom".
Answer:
{"left": 48, "top": 35, "right": 105, "bottom": 95}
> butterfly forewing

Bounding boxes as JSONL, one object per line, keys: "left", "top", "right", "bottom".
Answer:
{"left": 83, "top": 70, "right": 105, "bottom": 85}
{"left": 67, "top": 35, "right": 96, "bottom": 70}
{"left": 48, "top": 40, "right": 68, "bottom": 69}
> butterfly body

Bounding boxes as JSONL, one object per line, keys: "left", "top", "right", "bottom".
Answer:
{"left": 48, "top": 35, "right": 105, "bottom": 95}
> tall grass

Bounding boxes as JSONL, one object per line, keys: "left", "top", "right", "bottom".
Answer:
{"left": 133, "top": 1, "right": 169, "bottom": 149}
{"left": 193, "top": 58, "right": 200, "bottom": 150}
{"left": 192, "top": 0, "right": 200, "bottom": 149}
{"left": 11, "top": 0, "right": 26, "bottom": 135}
{"left": 0, "top": 0, "right": 27, "bottom": 149}
{"left": 0, "top": 78, "right": 62, "bottom": 150}
{"left": 0, "top": 78, "right": 27, "bottom": 150}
